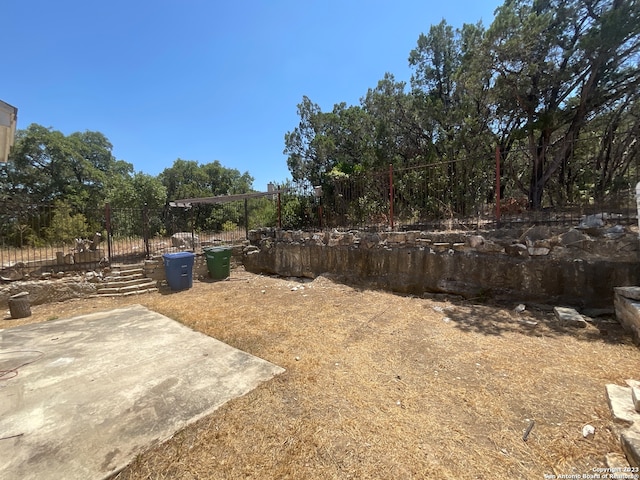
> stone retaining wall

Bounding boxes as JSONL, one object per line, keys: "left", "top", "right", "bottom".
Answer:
{"left": 0, "top": 278, "right": 97, "bottom": 309}
{"left": 243, "top": 227, "right": 640, "bottom": 309}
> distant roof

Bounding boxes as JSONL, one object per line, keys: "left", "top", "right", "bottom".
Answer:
{"left": 170, "top": 189, "right": 287, "bottom": 207}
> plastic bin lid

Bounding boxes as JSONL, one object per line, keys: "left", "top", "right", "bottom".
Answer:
{"left": 204, "top": 246, "right": 232, "bottom": 252}
{"left": 163, "top": 251, "right": 196, "bottom": 259}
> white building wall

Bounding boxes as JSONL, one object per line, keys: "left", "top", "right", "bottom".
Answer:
{"left": 0, "top": 100, "right": 18, "bottom": 163}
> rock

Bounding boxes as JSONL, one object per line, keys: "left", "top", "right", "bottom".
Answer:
{"left": 528, "top": 247, "right": 550, "bottom": 256}
{"left": 605, "top": 225, "right": 626, "bottom": 240}
{"left": 559, "top": 228, "right": 589, "bottom": 246}
{"left": 605, "top": 384, "right": 639, "bottom": 427}
{"left": 519, "top": 225, "right": 551, "bottom": 243}
{"left": 554, "top": 306, "right": 587, "bottom": 328}
{"left": 614, "top": 293, "right": 640, "bottom": 345}
{"left": 0, "top": 280, "right": 97, "bottom": 307}
{"left": 615, "top": 287, "right": 640, "bottom": 301}
{"left": 477, "top": 240, "right": 505, "bottom": 253}
{"left": 578, "top": 214, "right": 605, "bottom": 229}
{"left": 467, "top": 235, "right": 485, "bottom": 248}
{"left": 627, "top": 380, "right": 640, "bottom": 413}
{"left": 505, "top": 243, "right": 529, "bottom": 257}
{"left": 621, "top": 428, "right": 640, "bottom": 468}
{"left": 171, "top": 232, "right": 200, "bottom": 249}
{"left": 582, "top": 424, "right": 595, "bottom": 439}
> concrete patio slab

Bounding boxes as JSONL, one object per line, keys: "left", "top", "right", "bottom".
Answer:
{"left": 0, "top": 305, "right": 285, "bottom": 480}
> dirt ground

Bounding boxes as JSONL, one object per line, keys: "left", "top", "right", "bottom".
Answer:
{"left": 3, "top": 266, "right": 639, "bottom": 479}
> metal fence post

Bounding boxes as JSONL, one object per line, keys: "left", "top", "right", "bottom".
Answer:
{"left": 636, "top": 181, "right": 640, "bottom": 240}
{"left": 389, "top": 163, "right": 394, "bottom": 230}
{"left": 105, "top": 203, "right": 112, "bottom": 263}
{"left": 244, "top": 198, "right": 249, "bottom": 239}
{"left": 277, "top": 190, "right": 282, "bottom": 229}
{"left": 142, "top": 203, "right": 150, "bottom": 259}
{"left": 495, "top": 145, "right": 501, "bottom": 227}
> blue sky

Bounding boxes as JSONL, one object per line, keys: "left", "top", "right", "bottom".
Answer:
{"left": 3, "top": 1, "right": 503, "bottom": 193}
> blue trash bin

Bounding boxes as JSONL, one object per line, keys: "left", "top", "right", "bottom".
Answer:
{"left": 163, "top": 252, "right": 196, "bottom": 291}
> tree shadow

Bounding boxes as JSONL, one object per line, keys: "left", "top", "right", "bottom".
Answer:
{"left": 440, "top": 301, "right": 633, "bottom": 346}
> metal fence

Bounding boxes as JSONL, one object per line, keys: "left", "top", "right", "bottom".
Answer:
{"left": 0, "top": 199, "right": 276, "bottom": 271}
{"left": 1, "top": 135, "right": 638, "bottom": 272}
{"left": 305, "top": 136, "right": 640, "bottom": 231}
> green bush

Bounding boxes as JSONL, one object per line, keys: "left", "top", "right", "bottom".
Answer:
{"left": 45, "top": 201, "right": 89, "bottom": 245}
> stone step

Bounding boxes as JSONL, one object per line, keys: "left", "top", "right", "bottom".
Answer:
{"left": 91, "top": 287, "right": 158, "bottom": 298}
{"left": 606, "top": 384, "right": 639, "bottom": 426}
{"left": 621, "top": 429, "right": 640, "bottom": 469}
{"left": 106, "top": 268, "right": 144, "bottom": 278}
{"left": 98, "top": 276, "right": 148, "bottom": 289}
{"left": 605, "top": 381, "right": 640, "bottom": 468}
{"left": 632, "top": 380, "right": 640, "bottom": 413}
{"left": 95, "top": 280, "right": 157, "bottom": 295}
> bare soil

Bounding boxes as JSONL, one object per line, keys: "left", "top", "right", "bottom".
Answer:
{"left": 3, "top": 267, "right": 639, "bottom": 479}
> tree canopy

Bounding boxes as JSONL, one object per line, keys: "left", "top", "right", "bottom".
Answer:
{"left": 284, "top": 0, "right": 640, "bottom": 210}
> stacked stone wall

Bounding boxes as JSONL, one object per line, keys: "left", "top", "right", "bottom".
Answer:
{"left": 243, "top": 227, "right": 640, "bottom": 309}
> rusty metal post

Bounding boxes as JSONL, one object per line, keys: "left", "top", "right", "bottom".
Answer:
{"left": 389, "top": 163, "right": 394, "bottom": 230}
{"left": 495, "top": 145, "right": 501, "bottom": 227}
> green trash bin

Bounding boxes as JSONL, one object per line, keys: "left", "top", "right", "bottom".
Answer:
{"left": 204, "top": 246, "right": 232, "bottom": 280}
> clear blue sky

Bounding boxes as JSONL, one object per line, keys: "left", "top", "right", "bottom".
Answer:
{"left": 3, "top": 0, "right": 502, "bottom": 193}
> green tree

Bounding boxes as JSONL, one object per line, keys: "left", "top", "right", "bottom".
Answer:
{"left": 45, "top": 200, "right": 90, "bottom": 245}
{"left": 159, "top": 158, "right": 254, "bottom": 233}
{"left": 362, "top": 73, "right": 425, "bottom": 166}
{"left": 159, "top": 159, "right": 253, "bottom": 200}
{"left": 486, "top": 0, "right": 640, "bottom": 208}
{"left": 4, "top": 124, "right": 133, "bottom": 210}
{"left": 284, "top": 97, "right": 337, "bottom": 186}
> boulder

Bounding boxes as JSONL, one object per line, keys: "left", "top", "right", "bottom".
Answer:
{"left": 171, "top": 232, "right": 199, "bottom": 250}
{"left": 519, "top": 225, "right": 552, "bottom": 243}
{"left": 554, "top": 306, "right": 587, "bottom": 328}
{"left": 467, "top": 235, "right": 485, "bottom": 248}
{"left": 559, "top": 228, "right": 589, "bottom": 246}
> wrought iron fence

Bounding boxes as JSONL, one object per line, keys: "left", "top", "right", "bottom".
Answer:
{"left": 0, "top": 197, "right": 281, "bottom": 271}
{"left": 299, "top": 136, "right": 640, "bottom": 231}
{"left": 1, "top": 135, "right": 638, "bottom": 272}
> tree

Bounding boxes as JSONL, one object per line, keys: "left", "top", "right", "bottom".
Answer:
{"left": 159, "top": 159, "right": 253, "bottom": 201}
{"left": 486, "top": 0, "right": 640, "bottom": 208}
{"left": 362, "top": 73, "right": 426, "bottom": 166}
{"left": 159, "top": 158, "right": 254, "bottom": 234}
{"left": 284, "top": 97, "right": 337, "bottom": 186}
{"left": 4, "top": 124, "right": 133, "bottom": 211}
{"left": 408, "top": 20, "right": 496, "bottom": 214}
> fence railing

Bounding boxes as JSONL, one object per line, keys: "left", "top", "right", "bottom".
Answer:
{"left": 1, "top": 135, "right": 638, "bottom": 271}
{"left": 298, "top": 157, "right": 639, "bottom": 232}
{"left": 0, "top": 199, "right": 274, "bottom": 271}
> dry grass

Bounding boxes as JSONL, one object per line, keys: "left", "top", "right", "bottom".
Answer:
{"left": 3, "top": 267, "right": 638, "bottom": 479}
